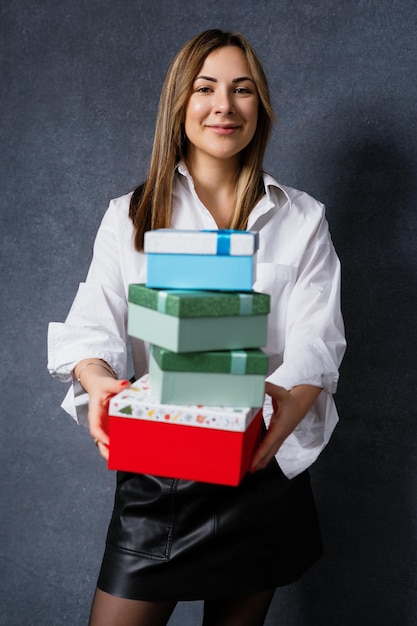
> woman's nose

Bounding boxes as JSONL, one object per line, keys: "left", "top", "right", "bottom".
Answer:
{"left": 214, "top": 89, "right": 234, "bottom": 114}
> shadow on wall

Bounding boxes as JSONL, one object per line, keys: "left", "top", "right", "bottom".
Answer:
{"left": 297, "top": 133, "right": 417, "bottom": 625}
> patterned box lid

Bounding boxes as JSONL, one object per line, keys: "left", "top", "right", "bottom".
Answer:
{"left": 109, "top": 375, "right": 260, "bottom": 432}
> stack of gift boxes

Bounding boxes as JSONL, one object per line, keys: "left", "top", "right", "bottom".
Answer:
{"left": 108, "top": 229, "right": 270, "bottom": 486}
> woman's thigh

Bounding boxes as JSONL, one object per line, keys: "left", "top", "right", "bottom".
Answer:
{"left": 202, "top": 589, "right": 275, "bottom": 626}
{"left": 88, "top": 588, "right": 177, "bottom": 626}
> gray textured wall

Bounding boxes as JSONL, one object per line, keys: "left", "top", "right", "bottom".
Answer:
{"left": 1, "top": 1, "right": 417, "bottom": 624}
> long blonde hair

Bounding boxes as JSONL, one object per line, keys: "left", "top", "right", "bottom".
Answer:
{"left": 129, "top": 29, "right": 275, "bottom": 250}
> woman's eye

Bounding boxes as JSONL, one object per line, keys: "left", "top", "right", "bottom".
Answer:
{"left": 195, "top": 86, "right": 212, "bottom": 93}
{"left": 235, "top": 87, "right": 251, "bottom": 94}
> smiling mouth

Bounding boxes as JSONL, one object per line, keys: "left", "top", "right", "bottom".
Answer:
{"left": 207, "top": 125, "right": 241, "bottom": 135}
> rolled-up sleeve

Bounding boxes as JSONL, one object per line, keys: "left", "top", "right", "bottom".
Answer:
{"left": 266, "top": 214, "right": 345, "bottom": 392}
{"left": 264, "top": 206, "right": 346, "bottom": 478}
{"left": 47, "top": 201, "right": 129, "bottom": 425}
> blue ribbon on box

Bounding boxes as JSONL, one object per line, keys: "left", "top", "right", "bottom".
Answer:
{"left": 157, "top": 291, "right": 168, "bottom": 313}
{"left": 216, "top": 230, "right": 231, "bottom": 255}
{"left": 156, "top": 290, "right": 192, "bottom": 313}
{"left": 230, "top": 350, "right": 248, "bottom": 374}
{"left": 156, "top": 290, "right": 210, "bottom": 314}
{"left": 238, "top": 293, "right": 254, "bottom": 315}
{"left": 202, "top": 229, "right": 258, "bottom": 256}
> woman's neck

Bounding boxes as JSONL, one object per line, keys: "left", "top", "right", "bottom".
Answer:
{"left": 185, "top": 153, "right": 240, "bottom": 228}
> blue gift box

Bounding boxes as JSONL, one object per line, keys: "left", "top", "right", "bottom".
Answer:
{"left": 144, "top": 229, "right": 258, "bottom": 291}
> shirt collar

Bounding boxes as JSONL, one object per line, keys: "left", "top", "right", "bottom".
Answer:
{"left": 262, "top": 171, "right": 291, "bottom": 206}
{"left": 175, "top": 161, "right": 291, "bottom": 221}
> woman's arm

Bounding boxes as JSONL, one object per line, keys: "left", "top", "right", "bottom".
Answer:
{"left": 48, "top": 197, "right": 135, "bottom": 426}
{"left": 253, "top": 199, "right": 346, "bottom": 476}
{"left": 251, "top": 382, "right": 322, "bottom": 472}
{"left": 73, "top": 358, "right": 130, "bottom": 460}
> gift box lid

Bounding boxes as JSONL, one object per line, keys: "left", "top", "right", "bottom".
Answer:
{"left": 144, "top": 229, "right": 258, "bottom": 256}
{"left": 109, "top": 375, "right": 260, "bottom": 432}
{"left": 128, "top": 284, "right": 270, "bottom": 318}
{"left": 151, "top": 345, "right": 269, "bottom": 375}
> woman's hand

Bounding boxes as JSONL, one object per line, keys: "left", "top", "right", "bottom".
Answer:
{"left": 250, "top": 382, "right": 322, "bottom": 473}
{"left": 74, "top": 360, "right": 130, "bottom": 461}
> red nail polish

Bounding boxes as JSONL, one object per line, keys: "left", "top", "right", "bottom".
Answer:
{"left": 120, "top": 380, "right": 129, "bottom": 386}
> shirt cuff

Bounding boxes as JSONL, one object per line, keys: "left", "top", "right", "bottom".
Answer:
{"left": 263, "top": 390, "right": 339, "bottom": 479}
{"left": 265, "top": 338, "right": 339, "bottom": 393}
{"left": 60, "top": 380, "right": 89, "bottom": 427}
{"left": 47, "top": 322, "right": 127, "bottom": 382}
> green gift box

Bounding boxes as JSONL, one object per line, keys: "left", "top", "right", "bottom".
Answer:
{"left": 149, "top": 345, "right": 269, "bottom": 407}
{"left": 128, "top": 284, "right": 270, "bottom": 353}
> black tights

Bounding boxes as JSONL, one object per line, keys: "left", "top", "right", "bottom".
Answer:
{"left": 89, "top": 587, "right": 275, "bottom": 626}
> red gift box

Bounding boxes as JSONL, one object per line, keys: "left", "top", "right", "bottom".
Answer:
{"left": 107, "top": 375, "right": 263, "bottom": 486}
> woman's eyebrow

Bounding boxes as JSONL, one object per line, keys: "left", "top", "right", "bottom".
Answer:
{"left": 232, "top": 76, "right": 255, "bottom": 84}
{"left": 194, "top": 75, "right": 255, "bottom": 84}
{"left": 195, "top": 75, "right": 216, "bottom": 82}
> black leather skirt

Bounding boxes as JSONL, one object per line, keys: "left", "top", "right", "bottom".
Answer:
{"left": 97, "top": 457, "right": 322, "bottom": 601}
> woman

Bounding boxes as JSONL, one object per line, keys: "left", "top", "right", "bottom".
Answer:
{"left": 48, "top": 30, "right": 346, "bottom": 626}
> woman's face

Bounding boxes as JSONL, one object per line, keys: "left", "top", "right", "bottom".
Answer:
{"left": 184, "top": 46, "right": 259, "bottom": 167}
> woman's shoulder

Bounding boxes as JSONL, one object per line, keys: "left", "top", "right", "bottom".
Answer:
{"left": 99, "top": 190, "right": 134, "bottom": 228}
{"left": 91, "top": 191, "right": 136, "bottom": 252}
{"left": 108, "top": 190, "right": 134, "bottom": 213}
{"left": 263, "top": 173, "right": 326, "bottom": 223}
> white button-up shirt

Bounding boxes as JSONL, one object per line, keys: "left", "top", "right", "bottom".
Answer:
{"left": 48, "top": 162, "right": 346, "bottom": 478}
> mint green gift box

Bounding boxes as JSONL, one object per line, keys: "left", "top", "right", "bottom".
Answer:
{"left": 128, "top": 284, "right": 270, "bottom": 353}
{"left": 149, "top": 345, "right": 269, "bottom": 407}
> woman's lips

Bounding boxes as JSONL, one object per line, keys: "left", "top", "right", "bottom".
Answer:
{"left": 206, "top": 125, "right": 240, "bottom": 135}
